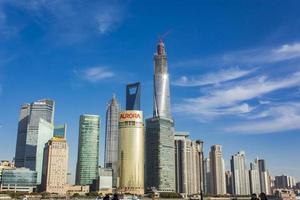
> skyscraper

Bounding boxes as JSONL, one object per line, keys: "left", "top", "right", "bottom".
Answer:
{"left": 174, "top": 133, "right": 204, "bottom": 196}
{"left": 15, "top": 99, "right": 55, "bottom": 184}
{"left": 230, "top": 151, "right": 250, "bottom": 195}
{"left": 145, "top": 40, "right": 176, "bottom": 192}
{"left": 153, "top": 40, "right": 171, "bottom": 118}
{"left": 204, "top": 158, "right": 212, "bottom": 194}
{"left": 41, "top": 137, "right": 68, "bottom": 194}
{"left": 258, "top": 159, "right": 271, "bottom": 194}
{"left": 104, "top": 94, "right": 120, "bottom": 187}
{"left": 225, "top": 171, "right": 233, "bottom": 194}
{"left": 118, "top": 111, "right": 144, "bottom": 195}
{"left": 249, "top": 159, "right": 261, "bottom": 194}
{"left": 76, "top": 115, "right": 100, "bottom": 186}
{"left": 209, "top": 145, "right": 226, "bottom": 195}
{"left": 126, "top": 82, "right": 141, "bottom": 110}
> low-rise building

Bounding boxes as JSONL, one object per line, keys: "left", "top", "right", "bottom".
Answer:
{"left": 0, "top": 168, "right": 37, "bottom": 193}
{"left": 66, "top": 185, "right": 90, "bottom": 196}
{"left": 98, "top": 167, "right": 113, "bottom": 194}
{"left": 0, "top": 160, "right": 14, "bottom": 183}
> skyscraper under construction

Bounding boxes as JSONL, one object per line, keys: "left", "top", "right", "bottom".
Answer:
{"left": 145, "top": 40, "right": 176, "bottom": 192}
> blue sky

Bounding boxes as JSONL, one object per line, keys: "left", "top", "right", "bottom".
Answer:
{"left": 0, "top": 0, "right": 300, "bottom": 182}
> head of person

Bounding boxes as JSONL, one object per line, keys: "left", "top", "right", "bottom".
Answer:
{"left": 251, "top": 193, "right": 257, "bottom": 199}
{"left": 259, "top": 192, "right": 267, "bottom": 200}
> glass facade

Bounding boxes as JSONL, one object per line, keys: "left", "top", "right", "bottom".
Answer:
{"left": 14, "top": 99, "right": 55, "bottom": 185}
{"left": 76, "top": 115, "right": 100, "bottom": 186}
{"left": 1, "top": 168, "right": 37, "bottom": 187}
{"left": 54, "top": 124, "right": 67, "bottom": 138}
{"left": 104, "top": 94, "right": 120, "bottom": 187}
{"left": 126, "top": 82, "right": 141, "bottom": 110}
{"left": 145, "top": 117, "right": 176, "bottom": 192}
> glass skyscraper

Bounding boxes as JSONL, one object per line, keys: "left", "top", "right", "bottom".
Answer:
{"left": 145, "top": 40, "right": 176, "bottom": 192}
{"left": 14, "top": 99, "right": 55, "bottom": 184}
{"left": 126, "top": 82, "right": 141, "bottom": 110}
{"left": 76, "top": 114, "right": 100, "bottom": 186}
{"left": 104, "top": 94, "right": 120, "bottom": 187}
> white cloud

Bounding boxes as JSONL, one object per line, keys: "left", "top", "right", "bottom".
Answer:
{"left": 0, "top": 0, "right": 125, "bottom": 41}
{"left": 226, "top": 103, "right": 300, "bottom": 134}
{"left": 172, "top": 67, "right": 253, "bottom": 87}
{"left": 75, "top": 66, "right": 114, "bottom": 82}
{"left": 174, "top": 72, "right": 300, "bottom": 119}
{"left": 174, "top": 42, "right": 300, "bottom": 68}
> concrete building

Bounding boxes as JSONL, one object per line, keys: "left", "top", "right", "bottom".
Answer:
{"left": 15, "top": 99, "right": 55, "bottom": 184}
{"left": 204, "top": 158, "right": 212, "bottom": 194}
{"left": 275, "top": 175, "right": 297, "bottom": 189}
{"left": 76, "top": 115, "right": 100, "bottom": 187}
{"left": 258, "top": 159, "right": 271, "bottom": 194}
{"left": 0, "top": 168, "right": 37, "bottom": 193}
{"left": 209, "top": 145, "right": 226, "bottom": 195}
{"left": 225, "top": 171, "right": 233, "bottom": 194}
{"left": 230, "top": 151, "right": 250, "bottom": 195}
{"left": 118, "top": 111, "right": 144, "bottom": 195}
{"left": 104, "top": 94, "right": 120, "bottom": 187}
{"left": 98, "top": 167, "right": 113, "bottom": 194}
{"left": 66, "top": 185, "right": 89, "bottom": 196}
{"left": 41, "top": 137, "right": 68, "bottom": 194}
{"left": 249, "top": 159, "right": 261, "bottom": 195}
{"left": 174, "top": 133, "right": 204, "bottom": 197}
{"left": 145, "top": 40, "right": 176, "bottom": 192}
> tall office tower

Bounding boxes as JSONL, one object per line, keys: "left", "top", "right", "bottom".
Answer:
{"left": 174, "top": 133, "right": 204, "bottom": 196}
{"left": 54, "top": 124, "right": 67, "bottom": 138}
{"left": 230, "top": 151, "right": 250, "bottom": 195}
{"left": 153, "top": 40, "right": 171, "bottom": 118}
{"left": 41, "top": 137, "right": 68, "bottom": 194}
{"left": 76, "top": 115, "right": 100, "bottom": 186}
{"left": 15, "top": 99, "right": 55, "bottom": 184}
{"left": 209, "top": 145, "right": 226, "bottom": 195}
{"left": 225, "top": 171, "right": 233, "bottom": 194}
{"left": 258, "top": 159, "right": 271, "bottom": 194}
{"left": 118, "top": 111, "right": 144, "bottom": 195}
{"left": 126, "top": 82, "right": 141, "bottom": 110}
{"left": 104, "top": 94, "right": 120, "bottom": 187}
{"left": 145, "top": 40, "right": 176, "bottom": 192}
{"left": 204, "top": 158, "right": 212, "bottom": 194}
{"left": 249, "top": 159, "right": 261, "bottom": 194}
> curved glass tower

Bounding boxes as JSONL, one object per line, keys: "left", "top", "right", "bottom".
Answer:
{"left": 76, "top": 114, "right": 100, "bottom": 186}
{"left": 145, "top": 40, "right": 176, "bottom": 192}
{"left": 153, "top": 40, "right": 171, "bottom": 119}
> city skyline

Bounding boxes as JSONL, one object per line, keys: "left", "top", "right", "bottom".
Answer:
{"left": 0, "top": 0, "right": 299, "bottom": 182}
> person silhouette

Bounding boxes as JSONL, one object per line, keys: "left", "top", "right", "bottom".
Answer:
{"left": 251, "top": 193, "right": 259, "bottom": 200}
{"left": 112, "top": 194, "right": 119, "bottom": 200}
{"left": 259, "top": 192, "right": 268, "bottom": 200}
{"left": 103, "top": 194, "right": 110, "bottom": 200}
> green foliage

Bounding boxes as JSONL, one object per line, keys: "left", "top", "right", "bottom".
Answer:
{"left": 72, "top": 193, "right": 80, "bottom": 197}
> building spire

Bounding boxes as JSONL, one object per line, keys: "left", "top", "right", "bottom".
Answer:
{"left": 157, "top": 39, "right": 166, "bottom": 55}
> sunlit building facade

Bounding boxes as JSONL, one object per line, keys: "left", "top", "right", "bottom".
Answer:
{"left": 104, "top": 94, "right": 120, "bottom": 187}
{"left": 41, "top": 137, "right": 68, "bottom": 194}
{"left": 118, "top": 111, "right": 144, "bottom": 195}
{"left": 14, "top": 99, "right": 55, "bottom": 184}
{"left": 76, "top": 115, "right": 100, "bottom": 186}
{"left": 145, "top": 40, "right": 176, "bottom": 192}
